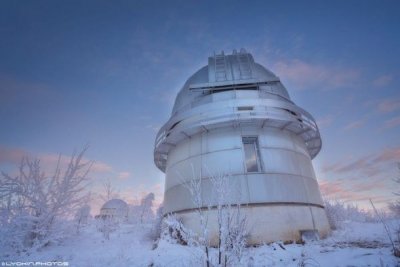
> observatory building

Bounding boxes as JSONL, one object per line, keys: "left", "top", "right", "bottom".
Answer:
{"left": 99, "top": 199, "right": 129, "bottom": 221}
{"left": 154, "top": 49, "right": 330, "bottom": 244}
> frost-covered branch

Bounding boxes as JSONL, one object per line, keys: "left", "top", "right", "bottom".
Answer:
{"left": 0, "top": 148, "right": 92, "bottom": 251}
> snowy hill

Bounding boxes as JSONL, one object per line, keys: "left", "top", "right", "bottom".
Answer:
{"left": 1, "top": 220, "right": 399, "bottom": 267}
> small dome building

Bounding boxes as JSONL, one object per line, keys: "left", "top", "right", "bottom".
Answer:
{"left": 154, "top": 49, "right": 330, "bottom": 244}
{"left": 99, "top": 199, "right": 129, "bottom": 220}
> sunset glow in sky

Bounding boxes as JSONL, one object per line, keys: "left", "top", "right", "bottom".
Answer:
{"left": 0, "top": 0, "right": 399, "bottom": 211}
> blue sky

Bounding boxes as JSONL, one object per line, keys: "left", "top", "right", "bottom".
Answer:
{"left": 0, "top": 0, "right": 399, "bottom": 211}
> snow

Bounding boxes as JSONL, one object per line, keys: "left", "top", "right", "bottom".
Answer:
{"left": 1, "top": 220, "right": 399, "bottom": 266}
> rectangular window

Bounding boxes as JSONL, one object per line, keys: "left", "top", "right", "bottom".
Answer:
{"left": 242, "top": 137, "right": 262, "bottom": 172}
{"left": 237, "top": 106, "right": 254, "bottom": 111}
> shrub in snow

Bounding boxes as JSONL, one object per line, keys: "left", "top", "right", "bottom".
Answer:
{"left": 139, "top": 193, "right": 155, "bottom": 223}
{"left": 0, "top": 148, "right": 91, "bottom": 253}
{"left": 388, "top": 163, "right": 400, "bottom": 217}
{"left": 324, "top": 199, "right": 375, "bottom": 230}
{"left": 208, "top": 172, "right": 248, "bottom": 266}
{"left": 176, "top": 167, "right": 248, "bottom": 266}
{"left": 96, "top": 215, "right": 119, "bottom": 240}
{"left": 128, "top": 193, "right": 156, "bottom": 224}
{"left": 224, "top": 205, "right": 248, "bottom": 265}
{"left": 162, "top": 214, "right": 198, "bottom": 246}
{"left": 74, "top": 205, "right": 91, "bottom": 234}
{"left": 148, "top": 205, "right": 164, "bottom": 241}
{"left": 127, "top": 204, "right": 141, "bottom": 223}
{"left": 389, "top": 202, "right": 400, "bottom": 217}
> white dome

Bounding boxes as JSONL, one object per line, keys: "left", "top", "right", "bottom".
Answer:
{"left": 101, "top": 199, "right": 128, "bottom": 210}
{"left": 100, "top": 199, "right": 129, "bottom": 219}
{"left": 171, "top": 49, "right": 290, "bottom": 115}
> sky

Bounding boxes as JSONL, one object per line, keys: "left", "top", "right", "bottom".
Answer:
{"left": 0, "top": 0, "right": 399, "bottom": 212}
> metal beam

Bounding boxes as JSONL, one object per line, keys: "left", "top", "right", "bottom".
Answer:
{"left": 296, "top": 127, "right": 312, "bottom": 136}
{"left": 305, "top": 136, "right": 320, "bottom": 143}
{"left": 261, "top": 119, "right": 269, "bottom": 128}
{"left": 201, "top": 125, "right": 209, "bottom": 132}
{"left": 181, "top": 131, "right": 191, "bottom": 139}
{"left": 280, "top": 121, "right": 292, "bottom": 130}
{"left": 164, "top": 142, "right": 176, "bottom": 147}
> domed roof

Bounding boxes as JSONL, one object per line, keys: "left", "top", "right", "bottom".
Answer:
{"left": 172, "top": 49, "right": 290, "bottom": 114}
{"left": 101, "top": 199, "right": 128, "bottom": 210}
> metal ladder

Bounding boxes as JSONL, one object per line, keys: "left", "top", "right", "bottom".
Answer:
{"left": 236, "top": 49, "right": 252, "bottom": 79}
{"left": 214, "top": 51, "right": 227, "bottom": 82}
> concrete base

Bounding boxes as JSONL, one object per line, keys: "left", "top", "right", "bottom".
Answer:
{"left": 175, "top": 204, "right": 331, "bottom": 246}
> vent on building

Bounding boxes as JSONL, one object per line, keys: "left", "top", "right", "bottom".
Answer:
{"left": 237, "top": 106, "right": 254, "bottom": 111}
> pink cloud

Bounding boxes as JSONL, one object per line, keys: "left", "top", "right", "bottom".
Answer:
{"left": 0, "top": 146, "right": 26, "bottom": 165}
{"left": 0, "top": 74, "right": 56, "bottom": 106}
{"left": 322, "top": 147, "right": 400, "bottom": 177}
{"left": 374, "top": 147, "right": 400, "bottom": 162}
{"left": 316, "top": 115, "right": 334, "bottom": 129}
{"left": 319, "top": 179, "right": 390, "bottom": 209}
{"left": 343, "top": 119, "right": 365, "bottom": 131}
{"left": 0, "top": 145, "right": 113, "bottom": 174}
{"left": 373, "top": 74, "right": 393, "bottom": 88}
{"left": 319, "top": 147, "right": 400, "bottom": 209}
{"left": 377, "top": 98, "right": 400, "bottom": 113}
{"left": 272, "top": 59, "right": 360, "bottom": 90}
{"left": 320, "top": 180, "right": 364, "bottom": 200}
{"left": 118, "top": 171, "right": 131, "bottom": 180}
{"left": 383, "top": 116, "right": 400, "bottom": 129}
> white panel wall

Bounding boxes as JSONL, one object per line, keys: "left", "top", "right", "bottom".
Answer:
{"left": 163, "top": 123, "right": 328, "bottom": 239}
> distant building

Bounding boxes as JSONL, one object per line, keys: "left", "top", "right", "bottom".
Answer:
{"left": 154, "top": 49, "right": 330, "bottom": 244}
{"left": 98, "top": 199, "right": 128, "bottom": 221}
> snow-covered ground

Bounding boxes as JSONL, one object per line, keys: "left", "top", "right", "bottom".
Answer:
{"left": 1, "top": 220, "right": 399, "bottom": 266}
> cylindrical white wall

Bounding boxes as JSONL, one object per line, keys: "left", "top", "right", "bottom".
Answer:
{"left": 163, "top": 127, "right": 329, "bottom": 244}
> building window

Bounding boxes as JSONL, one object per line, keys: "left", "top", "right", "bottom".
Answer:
{"left": 242, "top": 137, "right": 262, "bottom": 172}
{"left": 237, "top": 106, "right": 254, "bottom": 111}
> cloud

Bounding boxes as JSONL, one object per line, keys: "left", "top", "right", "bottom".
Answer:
{"left": 383, "top": 116, "right": 400, "bottom": 130}
{"left": 118, "top": 171, "right": 131, "bottom": 180}
{"left": 343, "top": 119, "right": 365, "bottom": 131}
{"left": 0, "top": 145, "right": 113, "bottom": 175}
{"left": 373, "top": 74, "right": 393, "bottom": 88}
{"left": 272, "top": 59, "right": 361, "bottom": 90}
{"left": 0, "top": 146, "right": 26, "bottom": 165}
{"left": 316, "top": 115, "right": 334, "bottom": 129}
{"left": 145, "top": 123, "right": 162, "bottom": 132}
{"left": 322, "top": 147, "right": 400, "bottom": 179}
{"left": 320, "top": 180, "right": 359, "bottom": 200}
{"left": 377, "top": 98, "right": 400, "bottom": 113}
{"left": 319, "top": 179, "right": 390, "bottom": 208}
{"left": 0, "top": 74, "right": 57, "bottom": 107}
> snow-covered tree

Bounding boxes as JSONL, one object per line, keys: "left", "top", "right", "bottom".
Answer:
{"left": 181, "top": 167, "right": 248, "bottom": 266}
{"left": 100, "top": 179, "right": 118, "bottom": 202}
{"left": 74, "top": 204, "right": 91, "bottom": 234}
{"left": 389, "top": 163, "right": 400, "bottom": 216}
{"left": 0, "top": 148, "right": 92, "bottom": 250}
{"left": 208, "top": 171, "right": 247, "bottom": 266}
{"left": 149, "top": 204, "right": 164, "bottom": 241}
{"left": 139, "top": 193, "right": 155, "bottom": 223}
{"left": 96, "top": 215, "right": 118, "bottom": 241}
{"left": 182, "top": 168, "right": 211, "bottom": 267}
{"left": 324, "top": 199, "right": 375, "bottom": 229}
